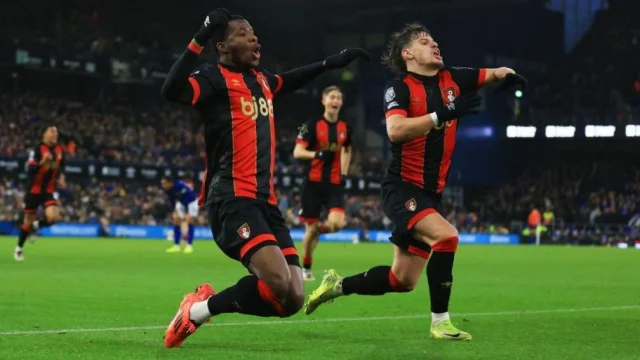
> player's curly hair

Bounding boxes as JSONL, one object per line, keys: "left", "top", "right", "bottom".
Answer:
{"left": 210, "top": 14, "right": 246, "bottom": 54}
{"left": 381, "top": 23, "right": 430, "bottom": 73}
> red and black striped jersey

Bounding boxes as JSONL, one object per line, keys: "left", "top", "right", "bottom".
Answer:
{"left": 296, "top": 118, "right": 353, "bottom": 185}
{"left": 188, "top": 63, "right": 283, "bottom": 206}
{"left": 26, "top": 143, "right": 65, "bottom": 194}
{"left": 383, "top": 67, "right": 487, "bottom": 194}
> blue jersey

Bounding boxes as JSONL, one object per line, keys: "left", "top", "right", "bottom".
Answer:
{"left": 166, "top": 181, "right": 197, "bottom": 207}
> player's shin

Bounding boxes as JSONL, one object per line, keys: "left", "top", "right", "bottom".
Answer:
{"left": 199, "top": 275, "right": 288, "bottom": 319}
{"left": 341, "top": 266, "right": 412, "bottom": 295}
{"left": 186, "top": 224, "right": 195, "bottom": 246}
{"left": 426, "top": 236, "right": 459, "bottom": 319}
{"left": 17, "top": 223, "right": 30, "bottom": 248}
{"left": 173, "top": 225, "right": 182, "bottom": 246}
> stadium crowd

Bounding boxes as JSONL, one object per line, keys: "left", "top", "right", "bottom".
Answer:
{"left": 1, "top": 159, "right": 638, "bottom": 243}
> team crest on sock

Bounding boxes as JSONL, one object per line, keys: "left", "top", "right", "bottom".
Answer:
{"left": 405, "top": 198, "right": 417, "bottom": 212}
{"left": 237, "top": 223, "right": 251, "bottom": 239}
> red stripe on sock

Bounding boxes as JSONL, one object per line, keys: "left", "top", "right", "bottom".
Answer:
{"left": 302, "top": 256, "right": 312, "bottom": 266}
{"left": 257, "top": 279, "right": 286, "bottom": 317}
{"left": 388, "top": 270, "right": 410, "bottom": 292}
{"left": 431, "top": 236, "right": 459, "bottom": 252}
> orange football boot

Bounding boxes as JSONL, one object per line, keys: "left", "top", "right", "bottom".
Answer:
{"left": 164, "top": 283, "right": 216, "bottom": 348}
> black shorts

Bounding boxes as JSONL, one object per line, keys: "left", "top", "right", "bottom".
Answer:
{"left": 381, "top": 178, "right": 443, "bottom": 259}
{"left": 23, "top": 193, "right": 58, "bottom": 214}
{"left": 208, "top": 198, "right": 300, "bottom": 268}
{"left": 298, "top": 181, "right": 345, "bottom": 223}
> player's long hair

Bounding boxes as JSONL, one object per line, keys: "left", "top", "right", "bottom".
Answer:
{"left": 381, "top": 23, "right": 430, "bottom": 73}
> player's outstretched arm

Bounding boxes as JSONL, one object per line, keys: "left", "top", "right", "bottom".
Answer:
{"left": 483, "top": 67, "right": 528, "bottom": 90}
{"left": 275, "top": 48, "right": 370, "bottom": 95}
{"left": 161, "top": 9, "right": 231, "bottom": 104}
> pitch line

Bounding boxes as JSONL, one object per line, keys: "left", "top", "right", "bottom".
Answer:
{"left": 1, "top": 305, "right": 638, "bottom": 336}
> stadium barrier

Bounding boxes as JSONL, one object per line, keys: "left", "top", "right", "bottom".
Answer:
{"left": 0, "top": 156, "right": 384, "bottom": 193}
{"left": 0, "top": 222, "right": 520, "bottom": 245}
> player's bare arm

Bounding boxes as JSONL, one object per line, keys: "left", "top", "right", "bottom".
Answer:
{"left": 293, "top": 143, "right": 316, "bottom": 160}
{"left": 39, "top": 151, "right": 52, "bottom": 165}
{"left": 386, "top": 113, "right": 439, "bottom": 143}
{"left": 58, "top": 173, "right": 66, "bottom": 189}
{"left": 340, "top": 145, "right": 351, "bottom": 176}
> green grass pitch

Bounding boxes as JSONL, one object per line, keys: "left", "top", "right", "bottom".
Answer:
{"left": 1, "top": 236, "right": 639, "bottom": 360}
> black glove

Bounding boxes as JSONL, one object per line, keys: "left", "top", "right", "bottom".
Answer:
{"left": 496, "top": 73, "right": 528, "bottom": 91}
{"left": 314, "top": 151, "right": 325, "bottom": 160}
{"left": 193, "top": 8, "right": 232, "bottom": 45}
{"left": 435, "top": 92, "right": 482, "bottom": 124}
{"left": 324, "top": 48, "right": 371, "bottom": 69}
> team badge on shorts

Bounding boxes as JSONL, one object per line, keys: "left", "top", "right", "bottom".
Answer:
{"left": 237, "top": 223, "right": 251, "bottom": 239}
{"left": 405, "top": 198, "right": 417, "bottom": 212}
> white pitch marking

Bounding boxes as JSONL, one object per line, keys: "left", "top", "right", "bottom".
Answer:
{"left": 0, "top": 305, "right": 638, "bottom": 336}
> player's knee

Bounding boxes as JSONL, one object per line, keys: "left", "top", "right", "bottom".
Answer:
{"left": 415, "top": 226, "right": 458, "bottom": 247}
{"left": 389, "top": 269, "right": 418, "bottom": 292}
{"left": 261, "top": 271, "right": 292, "bottom": 301}
{"left": 305, "top": 223, "right": 319, "bottom": 236}
{"left": 285, "top": 288, "right": 305, "bottom": 316}
{"left": 327, "top": 219, "right": 345, "bottom": 232}
{"left": 431, "top": 235, "right": 459, "bottom": 253}
{"left": 46, "top": 212, "right": 60, "bottom": 224}
{"left": 23, "top": 215, "right": 35, "bottom": 225}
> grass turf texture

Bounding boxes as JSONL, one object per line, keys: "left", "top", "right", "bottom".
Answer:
{"left": 1, "top": 237, "right": 639, "bottom": 360}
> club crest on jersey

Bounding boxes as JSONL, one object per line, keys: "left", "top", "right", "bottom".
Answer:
{"left": 443, "top": 87, "right": 456, "bottom": 103}
{"left": 258, "top": 75, "right": 270, "bottom": 90}
{"left": 340, "top": 132, "right": 346, "bottom": 139}
{"left": 237, "top": 223, "right": 251, "bottom": 239}
{"left": 405, "top": 198, "right": 417, "bottom": 212}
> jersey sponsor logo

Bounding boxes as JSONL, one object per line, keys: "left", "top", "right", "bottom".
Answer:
{"left": 405, "top": 198, "right": 417, "bottom": 212}
{"left": 237, "top": 223, "right": 251, "bottom": 239}
{"left": 319, "top": 142, "right": 340, "bottom": 152}
{"left": 384, "top": 87, "right": 396, "bottom": 103}
{"left": 340, "top": 132, "right": 346, "bottom": 139}
{"left": 240, "top": 96, "right": 274, "bottom": 120}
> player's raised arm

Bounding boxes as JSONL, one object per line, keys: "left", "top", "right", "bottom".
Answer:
{"left": 161, "top": 9, "right": 231, "bottom": 104}
{"left": 269, "top": 49, "right": 371, "bottom": 96}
